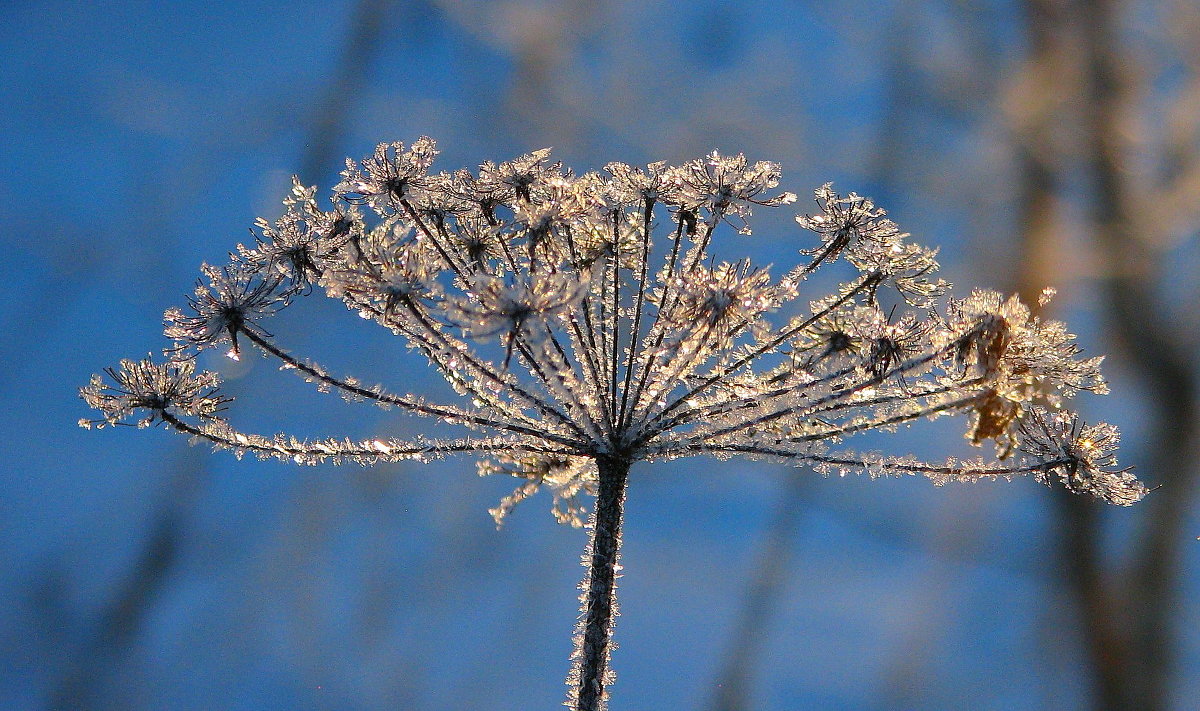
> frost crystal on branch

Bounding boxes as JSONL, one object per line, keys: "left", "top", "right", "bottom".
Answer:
{"left": 83, "top": 138, "right": 1145, "bottom": 711}
{"left": 479, "top": 454, "right": 597, "bottom": 527}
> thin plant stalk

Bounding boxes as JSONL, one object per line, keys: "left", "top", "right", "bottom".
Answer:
{"left": 571, "top": 456, "right": 630, "bottom": 711}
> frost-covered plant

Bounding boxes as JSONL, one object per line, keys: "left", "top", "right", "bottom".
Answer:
{"left": 82, "top": 139, "right": 1145, "bottom": 711}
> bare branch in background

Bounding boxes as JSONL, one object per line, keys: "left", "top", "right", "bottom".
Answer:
{"left": 47, "top": 450, "right": 206, "bottom": 710}
{"left": 299, "top": 0, "right": 396, "bottom": 182}
{"left": 1012, "top": 0, "right": 1199, "bottom": 707}
{"left": 1008, "top": 3, "right": 1130, "bottom": 706}
{"left": 1078, "top": 1, "right": 1198, "bottom": 708}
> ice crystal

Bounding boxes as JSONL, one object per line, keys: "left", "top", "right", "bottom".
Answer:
{"left": 239, "top": 179, "right": 359, "bottom": 290}
{"left": 336, "top": 137, "right": 439, "bottom": 215}
{"left": 83, "top": 138, "right": 1144, "bottom": 711}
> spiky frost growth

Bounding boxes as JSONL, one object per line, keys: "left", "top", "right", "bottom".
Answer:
{"left": 83, "top": 139, "right": 1144, "bottom": 711}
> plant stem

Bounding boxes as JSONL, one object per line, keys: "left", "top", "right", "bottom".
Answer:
{"left": 572, "top": 456, "right": 630, "bottom": 711}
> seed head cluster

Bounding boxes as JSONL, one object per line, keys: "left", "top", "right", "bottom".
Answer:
{"left": 83, "top": 138, "right": 1147, "bottom": 711}
{"left": 84, "top": 137, "right": 1145, "bottom": 510}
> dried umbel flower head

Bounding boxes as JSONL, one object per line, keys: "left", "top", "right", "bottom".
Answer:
{"left": 163, "top": 262, "right": 286, "bottom": 361}
{"left": 336, "top": 137, "right": 440, "bottom": 215}
{"left": 84, "top": 138, "right": 1143, "bottom": 711}
{"left": 240, "top": 186, "right": 358, "bottom": 290}
{"left": 79, "top": 357, "right": 229, "bottom": 429}
{"left": 1019, "top": 407, "right": 1145, "bottom": 506}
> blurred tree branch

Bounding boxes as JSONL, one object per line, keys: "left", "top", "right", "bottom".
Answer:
{"left": 299, "top": 0, "right": 396, "bottom": 182}
{"left": 47, "top": 450, "right": 205, "bottom": 710}
{"left": 1078, "top": 2, "right": 1198, "bottom": 709}
{"left": 1012, "top": 0, "right": 1199, "bottom": 708}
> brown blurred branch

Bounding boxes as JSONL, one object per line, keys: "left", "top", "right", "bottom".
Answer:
{"left": 48, "top": 450, "right": 205, "bottom": 711}
{"left": 1011, "top": 1, "right": 1129, "bottom": 709}
{"left": 1078, "top": 2, "right": 1198, "bottom": 709}
{"left": 1013, "top": 0, "right": 1199, "bottom": 708}
{"left": 299, "top": 0, "right": 396, "bottom": 182}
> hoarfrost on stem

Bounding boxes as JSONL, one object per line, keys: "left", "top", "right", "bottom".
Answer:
{"left": 84, "top": 138, "right": 1145, "bottom": 711}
